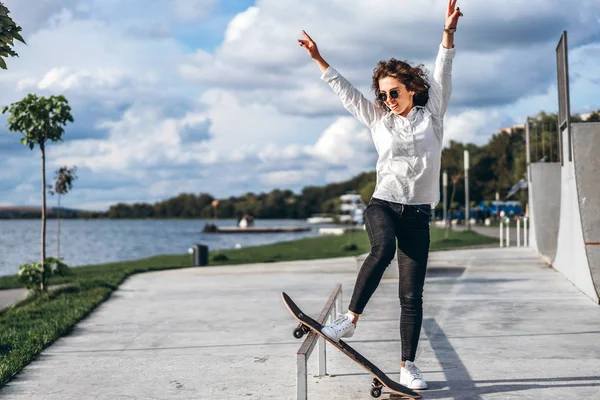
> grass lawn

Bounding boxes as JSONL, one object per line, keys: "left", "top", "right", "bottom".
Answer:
{"left": 0, "top": 226, "right": 496, "bottom": 387}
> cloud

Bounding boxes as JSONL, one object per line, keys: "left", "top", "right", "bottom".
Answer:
{"left": 224, "top": 6, "right": 260, "bottom": 43}
{"left": 309, "top": 117, "right": 376, "bottom": 166}
{"left": 49, "top": 106, "right": 213, "bottom": 172}
{"left": 260, "top": 169, "right": 319, "bottom": 187}
{"left": 444, "top": 109, "right": 508, "bottom": 146}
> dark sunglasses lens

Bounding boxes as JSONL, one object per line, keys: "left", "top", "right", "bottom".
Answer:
{"left": 378, "top": 93, "right": 387, "bottom": 102}
{"left": 390, "top": 90, "right": 399, "bottom": 99}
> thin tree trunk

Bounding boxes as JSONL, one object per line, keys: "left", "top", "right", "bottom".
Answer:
{"left": 57, "top": 194, "right": 61, "bottom": 259}
{"left": 41, "top": 142, "right": 47, "bottom": 292}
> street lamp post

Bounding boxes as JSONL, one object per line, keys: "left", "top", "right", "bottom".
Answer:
{"left": 443, "top": 170, "right": 448, "bottom": 228}
{"left": 464, "top": 150, "right": 470, "bottom": 231}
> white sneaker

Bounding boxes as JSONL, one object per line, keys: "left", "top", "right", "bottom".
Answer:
{"left": 321, "top": 313, "right": 356, "bottom": 342}
{"left": 400, "top": 360, "right": 428, "bottom": 390}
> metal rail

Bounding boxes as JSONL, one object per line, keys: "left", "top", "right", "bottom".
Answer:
{"left": 296, "top": 284, "right": 343, "bottom": 400}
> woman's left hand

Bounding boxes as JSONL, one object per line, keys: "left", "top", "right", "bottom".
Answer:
{"left": 445, "top": 0, "right": 463, "bottom": 30}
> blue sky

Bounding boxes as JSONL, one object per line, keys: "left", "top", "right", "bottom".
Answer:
{"left": 0, "top": 0, "right": 599, "bottom": 211}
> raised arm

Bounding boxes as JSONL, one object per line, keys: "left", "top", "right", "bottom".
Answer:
{"left": 299, "top": 30, "right": 380, "bottom": 128}
{"left": 427, "top": 0, "right": 463, "bottom": 118}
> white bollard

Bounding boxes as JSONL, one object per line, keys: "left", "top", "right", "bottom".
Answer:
{"left": 517, "top": 219, "right": 521, "bottom": 247}
{"left": 524, "top": 217, "right": 528, "bottom": 247}
{"left": 505, "top": 218, "right": 510, "bottom": 247}
{"left": 499, "top": 219, "right": 504, "bottom": 247}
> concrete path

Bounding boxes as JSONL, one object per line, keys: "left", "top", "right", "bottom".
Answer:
{"left": 1, "top": 248, "right": 599, "bottom": 399}
{"left": 0, "top": 288, "right": 27, "bottom": 312}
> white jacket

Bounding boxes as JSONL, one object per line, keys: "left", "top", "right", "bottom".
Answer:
{"left": 320, "top": 43, "right": 456, "bottom": 207}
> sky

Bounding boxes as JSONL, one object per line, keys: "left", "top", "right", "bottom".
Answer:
{"left": 0, "top": 0, "right": 598, "bottom": 211}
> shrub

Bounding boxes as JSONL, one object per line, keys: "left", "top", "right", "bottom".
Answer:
{"left": 212, "top": 254, "right": 229, "bottom": 262}
{"left": 18, "top": 257, "right": 69, "bottom": 294}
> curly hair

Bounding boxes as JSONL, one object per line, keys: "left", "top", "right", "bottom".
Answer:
{"left": 371, "top": 59, "right": 430, "bottom": 112}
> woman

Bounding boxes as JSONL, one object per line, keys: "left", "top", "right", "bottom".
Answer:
{"left": 298, "top": 0, "right": 463, "bottom": 390}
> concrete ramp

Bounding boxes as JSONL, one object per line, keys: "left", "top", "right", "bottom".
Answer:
{"left": 527, "top": 162, "right": 561, "bottom": 263}
{"left": 553, "top": 122, "right": 600, "bottom": 303}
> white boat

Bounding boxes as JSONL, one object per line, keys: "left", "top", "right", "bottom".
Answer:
{"left": 306, "top": 214, "right": 335, "bottom": 224}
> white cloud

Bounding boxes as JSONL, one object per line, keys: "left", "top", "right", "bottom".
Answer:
{"left": 260, "top": 170, "right": 319, "bottom": 187}
{"left": 444, "top": 109, "right": 506, "bottom": 146}
{"left": 310, "top": 117, "right": 374, "bottom": 166}
{"left": 224, "top": 6, "right": 260, "bottom": 43}
{"left": 48, "top": 106, "right": 214, "bottom": 172}
{"left": 20, "top": 67, "right": 137, "bottom": 91}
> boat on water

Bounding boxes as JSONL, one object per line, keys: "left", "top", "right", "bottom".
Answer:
{"left": 203, "top": 213, "right": 312, "bottom": 234}
{"left": 306, "top": 214, "right": 335, "bottom": 224}
{"left": 203, "top": 225, "right": 311, "bottom": 234}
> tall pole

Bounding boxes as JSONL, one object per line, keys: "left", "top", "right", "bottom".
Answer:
{"left": 443, "top": 170, "right": 448, "bottom": 227}
{"left": 212, "top": 200, "right": 220, "bottom": 253}
{"left": 464, "top": 150, "right": 470, "bottom": 231}
{"left": 443, "top": 170, "right": 448, "bottom": 224}
{"left": 525, "top": 117, "right": 531, "bottom": 180}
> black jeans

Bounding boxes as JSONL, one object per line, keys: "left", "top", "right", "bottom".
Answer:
{"left": 349, "top": 197, "right": 431, "bottom": 362}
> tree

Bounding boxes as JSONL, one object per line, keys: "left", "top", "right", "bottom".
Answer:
{"left": 2, "top": 94, "right": 74, "bottom": 291}
{"left": 359, "top": 181, "right": 376, "bottom": 204}
{"left": 48, "top": 165, "right": 78, "bottom": 259}
{"left": 584, "top": 111, "right": 600, "bottom": 122}
{"left": 0, "top": 2, "right": 26, "bottom": 69}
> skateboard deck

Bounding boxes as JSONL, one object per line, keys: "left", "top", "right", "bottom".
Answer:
{"left": 282, "top": 292, "right": 421, "bottom": 399}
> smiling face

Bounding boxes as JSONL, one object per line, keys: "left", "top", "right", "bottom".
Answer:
{"left": 378, "top": 76, "right": 415, "bottom": 117}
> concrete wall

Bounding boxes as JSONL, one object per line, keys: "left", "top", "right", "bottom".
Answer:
{"left": 572, "top": 122, "right": 600, "bottom": 300}
{"left": 528, "top": 162, "right": 561, "bottom": 263}
{"left": 553, "top": 123, "right": 600, "bottom": 304}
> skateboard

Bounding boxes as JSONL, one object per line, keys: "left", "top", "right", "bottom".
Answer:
{"left": 282, "top": 292, "right": 422, "bottom": 399}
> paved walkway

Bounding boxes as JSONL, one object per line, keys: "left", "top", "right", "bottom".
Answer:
{"left": 0, "top": 247, "right": 598, "bottom": 399}
{"left": 0, "top": 288, "right": 27, "bottom": 312}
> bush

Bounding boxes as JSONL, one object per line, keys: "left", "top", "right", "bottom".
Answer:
{"left": 18, "top": 257, "right": 70, "bottom": 294}
{"left": 212, "top": 254, "right": 229, "bottom": 262}
{"left": 343, "top": 243, "right": 358, "bottom": 251}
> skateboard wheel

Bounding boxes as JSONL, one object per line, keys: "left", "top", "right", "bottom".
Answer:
{"left": 370, "top": 387, "right": 382, "bottom": 398}
{"left": 293, "top": 328, "right": 305, "bottom": 339}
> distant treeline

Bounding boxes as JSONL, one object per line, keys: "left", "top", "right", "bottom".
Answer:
{"left": 3, "top": 110, "right": 598, "bottom": 220}
{"left": 0, "top": 207, "right": 82, "bottom": 220}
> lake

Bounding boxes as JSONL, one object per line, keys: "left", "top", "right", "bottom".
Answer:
{"left": 0, "top": 218, "right": 332, "bottom": 276}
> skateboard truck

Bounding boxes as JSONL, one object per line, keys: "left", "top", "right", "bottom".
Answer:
{"left": 293, "top": 323, "right": 311, "bottom": 339}
{"left": 371, "top": 378, "right": 384, "bottom": 398}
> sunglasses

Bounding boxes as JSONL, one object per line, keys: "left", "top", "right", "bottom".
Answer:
{"left": 378, "top": 89, "right": 403, "bottom": 103}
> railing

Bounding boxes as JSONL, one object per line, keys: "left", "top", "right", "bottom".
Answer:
{"left": 500, "top": 217, "right": 529, "bottom": 247}
{"left": 295, "top": 284, "right": 343, "bottom": 400}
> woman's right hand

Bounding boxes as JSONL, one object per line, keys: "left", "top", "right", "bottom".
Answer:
{"left": 298, "top": 30, "right": 321, "bottom": 60}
